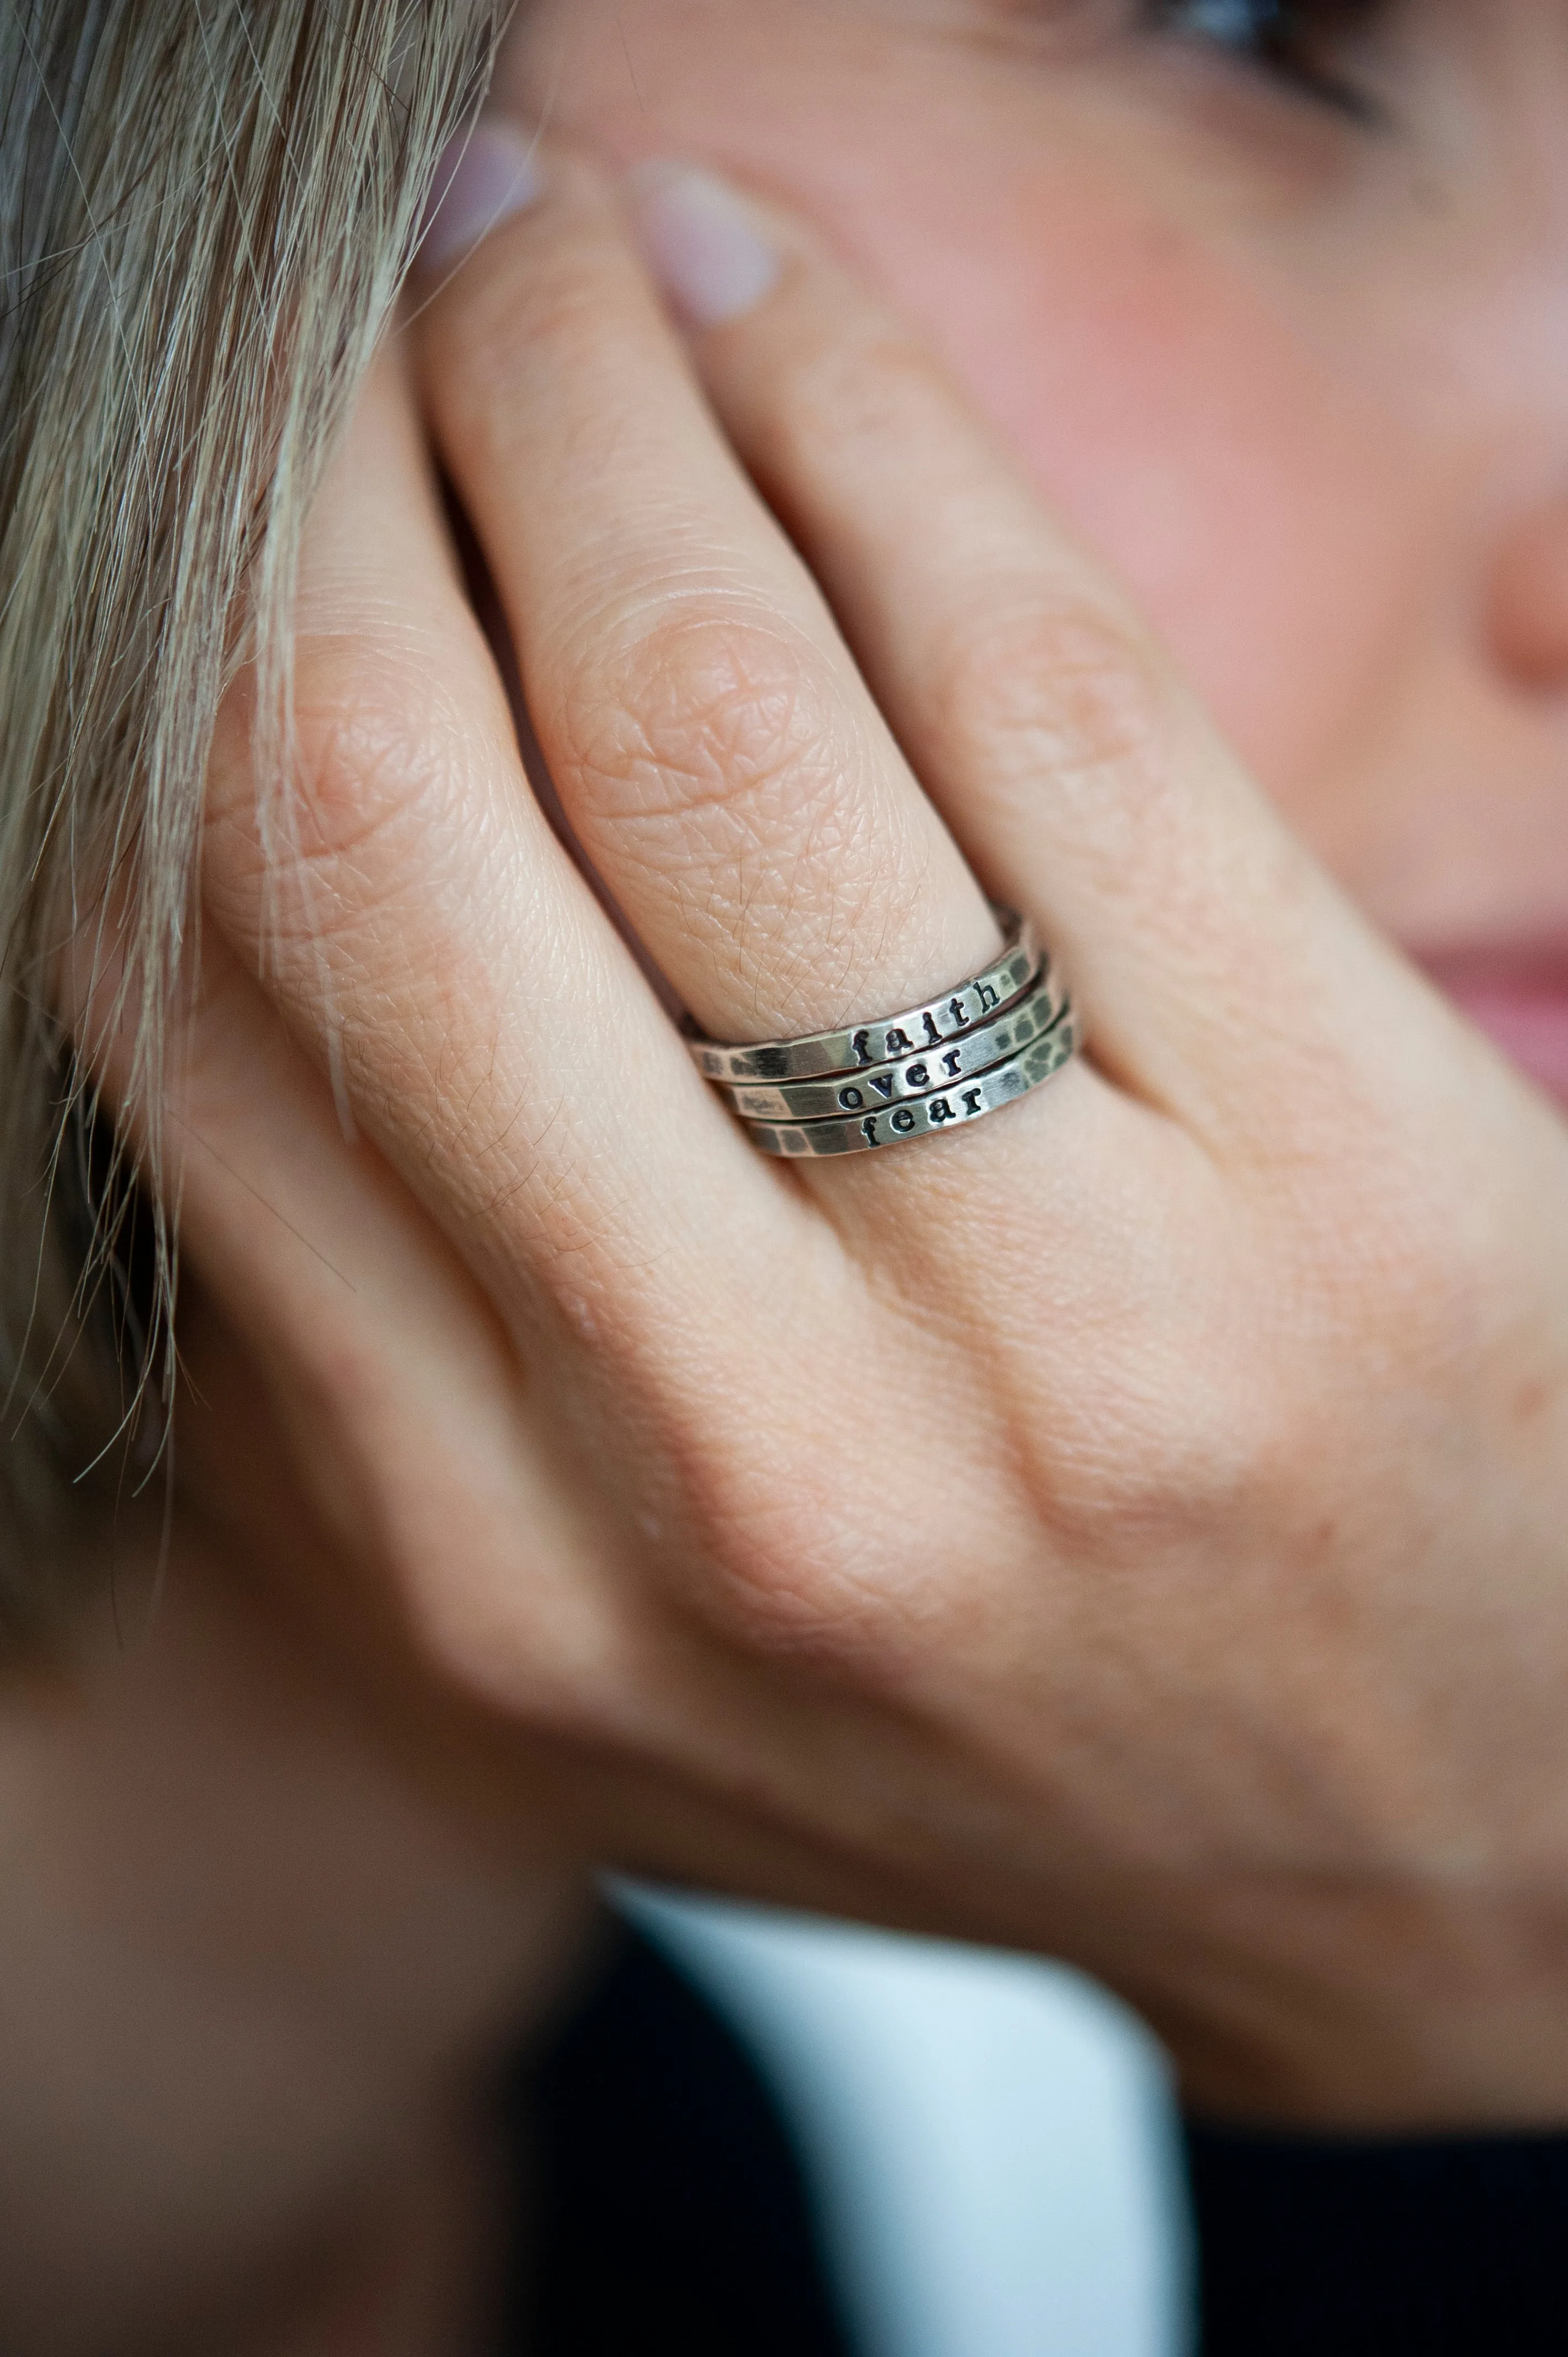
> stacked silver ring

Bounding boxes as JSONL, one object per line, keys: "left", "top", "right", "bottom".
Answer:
{"left": 685, "top": 910, "right": 1079, "bottom": 1159}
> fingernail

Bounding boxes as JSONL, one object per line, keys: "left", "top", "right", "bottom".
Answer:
{"left": 627, "top": 161, "right": 782, "bottom": 328}
{"left": 418, "top": 119, "right": 543, "bottom": 273}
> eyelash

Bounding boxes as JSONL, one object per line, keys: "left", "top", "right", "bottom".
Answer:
{"left": 1144, "top": 0, "right": 1386, "bottom": 124}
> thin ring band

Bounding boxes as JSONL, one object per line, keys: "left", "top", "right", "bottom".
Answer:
{"left": 685, "top": 908, "right": 1039, "bottom": 1085}
{"left": 744, "top": 1007, "right": 1079, "bottom": 1159}
{"left": 722, "top": 964, "right": 1070, "bottom": 1123}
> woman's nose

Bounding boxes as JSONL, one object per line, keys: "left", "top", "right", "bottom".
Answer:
{"left": 1488, "top": 490, "right": 1568, "bottom": 691}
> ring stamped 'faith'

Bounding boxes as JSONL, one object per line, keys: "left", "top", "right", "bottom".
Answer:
{"left": 722, "top": 964, "right": 1070, "bottom": 1123}
{"left": 684, "top": 909, "right": 1039, "bottom": 1085}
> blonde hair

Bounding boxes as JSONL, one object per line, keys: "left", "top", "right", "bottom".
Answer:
{"left": 0, "top": 0, "right": 507, "bottom": 1641}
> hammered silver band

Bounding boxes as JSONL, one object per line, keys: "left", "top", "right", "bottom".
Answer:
{"left": 688, "top": 903, "right": 1079, "bottom": 1160}
{"left": 745, "top": 1008, "right": 1079, "bottom": 1159}
{"left": 721, "top": 964, "right": 1070, "bottom": 1124}
{"left": 685, "top": 908, "right": 1039, "bottom": 1085}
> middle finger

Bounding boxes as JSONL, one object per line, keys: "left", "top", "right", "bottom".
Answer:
{"left": 417, "top": 125, "right": 1000, "bottom": 1049}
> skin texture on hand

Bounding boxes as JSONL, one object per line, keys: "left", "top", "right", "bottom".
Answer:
{"left": 20, "top": 12, "right": 1568, "bottom": 2345}
{"left": 163, "top": 130, "right": 1568, "bottom": 2132}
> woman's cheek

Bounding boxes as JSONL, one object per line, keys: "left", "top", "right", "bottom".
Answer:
{"left": 835, "top": 168, "right": 1429, "bottom": 824}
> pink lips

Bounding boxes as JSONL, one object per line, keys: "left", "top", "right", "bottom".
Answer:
{"left": 1419, "top": 951, "right": 1568, "bottom": 1109}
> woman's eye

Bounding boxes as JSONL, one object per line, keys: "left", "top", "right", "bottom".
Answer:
{"left": 1144, "top": 0, "right": 1386, "bottom": 124}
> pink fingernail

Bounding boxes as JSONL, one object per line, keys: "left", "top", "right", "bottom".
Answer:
{"left": 628, "top": 161, "right": 782, "bottom": 327}
{"left": 418, "top": 119, "right": 543, "bottom": 273}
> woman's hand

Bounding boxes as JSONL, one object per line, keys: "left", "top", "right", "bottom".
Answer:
{"left": 161, "top": 128, "right": 1568, "bottom": 2125}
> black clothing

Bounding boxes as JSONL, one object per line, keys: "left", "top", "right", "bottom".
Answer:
{"left": 516, "top": 1927, "right": 854, "bottom": 2356}
{"left": 1185, "top": 2116, "right": 1568, "bottom": 2355}
{"left": 513, "top": 1922, "right": 1568, "bottom": 2354}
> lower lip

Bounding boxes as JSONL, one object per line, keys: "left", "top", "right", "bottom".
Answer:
{"left": 1422, "top": 965, "right": 1568, "bottom": 1109}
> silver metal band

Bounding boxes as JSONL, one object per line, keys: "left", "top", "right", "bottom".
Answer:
{"left": 744, "top": 1007, "right": 1079, "bottom": 1159}
{"left": 685, "top": 909, "right": 1040, "bottom": 1085}
{"left": 722, "top": 964, "right": 1070, "bottom": 1124}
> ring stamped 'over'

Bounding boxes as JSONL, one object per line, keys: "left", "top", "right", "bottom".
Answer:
{"left": 746, "top": 1007, "right": 1079, "bottom": 1159}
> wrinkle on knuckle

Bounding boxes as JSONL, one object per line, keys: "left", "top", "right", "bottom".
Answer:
{"left": 291, "top": 637, "right": 465, "bottom": 853}
{"left": 1034, "top": 1336, "right": 1304, "bottom": 1562}
{"left": 699, "top": 1503, "right": 910, "bottom": 1669}
{"left": 224, "top": 633, "right": 489, "bottom": 950}
{"left": 439, "top": 240, "right": 612, "bottom": 450}
{"left": 774, "top": 320, "right": 952, "bottom": 470}
{"left": 556, "top": 608, "right": 853, "bottom": 845}
{"left": 939, "top": 591, "right": 1174, "bottom": 791}
{"left": 661, "top": 1413, "right": 927, "bottom": 1672}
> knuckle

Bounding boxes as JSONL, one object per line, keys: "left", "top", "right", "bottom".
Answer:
{"left": 556, "top": 606, "right": 850, "bottom": 848}
{"left": 288, "top": 635, "right": 468, "bottom": 872}
{"left": 662, "top": 1397, "right": 945, "bottom": 1679}
{"left": 696, "top": 1525, "right": 923, "bottom": 1684}
{"left": 693, "top": 1501, "right": 895, "bottom": 1666}
{"left": 933, "top": 589, "right": 1207, "bottom": 918}
{"left": 1053, "top": 1379, "right": 1276, "bottom": 1560}
{"left": 778, "top": 320, "right": 956, "bottom": 470}
{"left": 209, "top": 632, "right": 487, "bottom": 949}
{"left": 940, "top": 590, "right": 1174, "bottom": 788}
{"left": 1026, "top": 1274, "right": 1311, "bottom": 1558}
{"left": 444, "top": 249, "right": 607, "bottom": 449}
